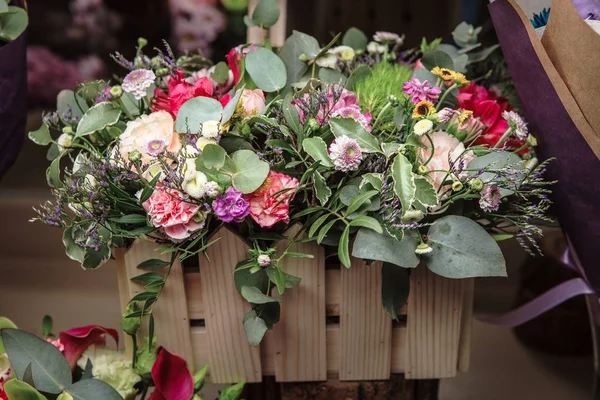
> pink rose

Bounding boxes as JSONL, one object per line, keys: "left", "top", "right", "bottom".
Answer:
{"left": 248, "top": 171, "right": 299, "bottom": 228}
{"left": 143, "top": 184, "right": 205, "bottom": 240}
{"left": 240, "top": 89, "right": 265, "bottom": 116}
{"left": 418, "top": 131, "right": 475, "bottom": 192}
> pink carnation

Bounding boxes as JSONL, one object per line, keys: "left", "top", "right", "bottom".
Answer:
{"left": 143, "top": 184, "right": 205, "bottom": 240}
{"left": 247, "top": 171, "right": 299, "bottom": 228}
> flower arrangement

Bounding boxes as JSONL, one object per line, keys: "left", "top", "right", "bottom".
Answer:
{"left": 28, "top": 0, "right": 552, "bottom": 347}
{"left": 0, "top": 316, "right": 244, "bottom": 400}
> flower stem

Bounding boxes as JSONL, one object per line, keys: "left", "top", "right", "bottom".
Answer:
{"left": 493, "top": 127, "right": 512, "bottom": 149}
{"left": 436, "top": 83, "right": 458, "bottom": 111}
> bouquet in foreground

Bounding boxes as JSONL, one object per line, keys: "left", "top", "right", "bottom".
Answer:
{"left": 0, "top": 316, "right": 243, "bottom": 400}
{"left": 28, "top": 0, "right": 553, "bottom": 346}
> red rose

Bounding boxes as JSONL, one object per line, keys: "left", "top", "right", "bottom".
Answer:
{"left": 151, "top": 70, "right": 214, "bottom": 117}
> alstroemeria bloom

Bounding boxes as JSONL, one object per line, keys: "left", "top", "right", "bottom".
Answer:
{"left": 226, "top": 44, "right": 257, "bottom": 85}
{"left": 148, "top": 347, "right": 194, "bottom": 400}
{"left": 59, "top": 325, "right": 119, "bottom": 369}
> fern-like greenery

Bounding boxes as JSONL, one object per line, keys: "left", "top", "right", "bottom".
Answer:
{"left": 354, "top": 63, "right": 413, "bottom": 132}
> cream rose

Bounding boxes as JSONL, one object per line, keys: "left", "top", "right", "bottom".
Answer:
{"left": 418, "top": 131, "right": 475, "bottom": 192}
{"left": 118, "top": 111, "right": 181, "bottom": 165}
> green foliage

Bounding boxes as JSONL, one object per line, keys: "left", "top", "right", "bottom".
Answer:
{"left": 245, "top": 48, "right": 287, "bottom": 92}
{"left": 352, "top": 228, "right": 420, "bottom": 268}
{"left": 302, "top": 137, "right": 333, "bottom": 167}
{"left": 278, "top": 31, "right": 320, "bottom": 84}
{"left": 244, "top": 0, "right": 279, "bottom": 28}
{"left": 175, "top": 97, "right": 223, "bottom": 133}
{"left": 354, "top": 63, "right": 412, "bottom": 129}
{"left": 420, "top": 50, "right": 455, "bottom": 71}
{"left": 391, "top": 154, "right": 416, "bottom": 213}
{"left": 0, "top": 317, "right": 17, "bottom": 353}
{"left": 75, "top": 103, "right": 121, "bottom": 137}
{"left": 452, "top": 22, "right": 482, "bottom": 48}
{"left": 231, "top": 150, "right": 270, "bottom": 193}
{"left": 3, "top": 379, "right": 47, "bottom": 400}
{"left": 243, "top": 310, "right": 268, "bottom": 347}
{"left": 41, "top": 316, "right": 53, "bottom": 339}
{"left": 424, "top": 216, "right": 506, "bottom": 278}
{"left": 342, "top": 27, "right": 368, "bottom": 50}
{"left": 329, "top": 118, "right": 380, "bottom": 153}
{"left": 381, "top": 263, "right": 410, "bottom": 320}
{"left": 28, "top": 124, "right": 52, "bottom": 146}
{"left": 0, "top": 4, "right": 28, "bottom": 43}
{"left": 219, "top": 381, "right": 246, "bottom": 400}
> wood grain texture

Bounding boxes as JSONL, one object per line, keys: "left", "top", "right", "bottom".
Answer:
{"left": 120, "top": 240, "right": 195, "bottom": 369}
{"left": 405, "top": 266, "right": 464, "bottom": 379}
{"left": 273, "top": 229, "right": 327, "bottom": 382}
{"left": 200, "top": 227, "right": 262, "bottom": 383}
{"left": 457, "top": 279, "right": 474, "bottom": 372}
{"left": 339, "top": 259, "right": 392, "bottom": 381}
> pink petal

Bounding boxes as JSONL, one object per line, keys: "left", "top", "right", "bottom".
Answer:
{"left": 151, "top": 347, "right": 194, "bottom": 400}
{"left": 59, "top": 325, "right": 119, "bottom": 369}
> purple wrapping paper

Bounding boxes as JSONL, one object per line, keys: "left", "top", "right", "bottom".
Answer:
{"left": 0, "top": 23, "right": 27, "bottom": 180}
{"left": 489, "top": 0, "right": 600, "bottom": 291}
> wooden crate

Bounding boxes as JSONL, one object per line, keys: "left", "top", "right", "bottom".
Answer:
{"left": 116, "top": 227, "right": 473, "bottom": 383}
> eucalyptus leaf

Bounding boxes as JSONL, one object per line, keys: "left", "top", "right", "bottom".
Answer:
{"left": 345, "top": 190, "right": 378, "bottom": 215}
{"left": 266, "top": 268, "right": 301, "bottom": 289}
{"left": 302, "top": 137, "right": 333, "bottom": 167}
{"left": 243, "top": 311, "right": 268, "bottom": 346}
{"left": 231, "top": 150, "right": 270, "bottom": 193}
{"left": 234, "top": 263, "right": 269, "bottom": 294}
{"left": 278, "top": 31, "right": 320, "bottom": 84}
{"left": 282, "top": 94, "right": 301, "bottom": 134}
{"left": 0, "top": 1, "right": 8, "bottom": 13}
{"left": 201, "top": 144, "right": 227, "bottom": 170}
{"left": 352, "top": 228, "right": 420, "bottom": 268}
{"left": 329, "top": 117, "right": 380, "bottom": 153}
{"left": 318, "top": 68, "right": 346, "bottom": 85}
{"left": 468, "top": 44, "right": 500, "bottom": 64}
{"left": 467, "top": 151, "right": 523, "bottom": 197}
{"left": 219, "top": 135, "right": 254, "bottom": 153}
{"left": 175, "top": 97, "right": 223, "bottom": 133}
{"left": 391, "top": 154, "right": 416, "bottom": 213}
{"left": 424, "top": 216, "right": 506, "bottom": 278}
{"left": 381, "top": 263, "right": 410, "bottom": 320}
{"left": 66, "top": 378, "right": 123, "bottom": 400}
{"left": 250, "top": 0, "right": 279, "bottom": 28}
{"left": 412, "top": 68, "right": 437, "bottom": 86}
{"left": 28, "top": 124, "right": 52, "bottom": 146}
{"left": 421, "top": 49, "right": 454, "bottom": 71}
{"left": 241, "top": 286, "right": 281, "bottom": 304}
{"left": 3, "top": 379, "right": 47, "bottom": 400}
{"left": 245, "top": 48, "right": 287, "bottom": 92}
{"left": 211, "top": 62, "right": 230, "bottom": 84}
{"left": 339, "top": 185, "right": 359, "bottom": 206}
{"left": 2, "top": 329, "right": 72, "bottom": 394}
{"left": 75, "top": 103, "right": 121, "bottom": 137}
{"left": 342, "top": 27, "right": 368, "bottom": 50}
{"left": 0, "top": 6, "right": 28, "bottom": 42}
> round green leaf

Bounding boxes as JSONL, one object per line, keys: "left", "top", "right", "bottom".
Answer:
{"left": 175, "top": 97, "right": 223, "bottom": 134}
{"left": 75, "top": 103, "right": 121, "bottom": 137}
{"left": 2, "top": 329, "right": 72, "bottom": 394}
{"left": 240, "top": 286, "right": 281, "bottom": 304}
{"left": 278, "top": 31, "right": 320, "bottom": 84}
{"left": 245, "top": 48, "right": 287, "bottom": 92}
{"left": 200, "top": 144, "right": 227, "bottom": 170}
{"left": 231, "top": 150, "right": 270, "bottom": 193}
{"left": 3, "top": 379, "right": 47, "bottom": 400}
{"left": 342, "top": 27, "right": 368, "bottom": 50}
{"left": 250, "top": 0, "right": 280, "bottom": 28}
{"left": 243, "top": 311, "right": 268, "bottom": 346}
{"left": 352, "top": 228, "right": 420, "bottom": 268}
{"left": 467, "top": 151, "right": 524, "bottom": 197}
{"left": 424, "top": 215, "right": 506, "bottom": 278}
{"left": 381, "top": 263, "right": 410, "bottom": 320}
{"left": 0, "top": 6, "right": 28, "bottom": 42}
{"left": 57, "top": 90, "right": 88, "bottom": 121}
{"left": 421, "top": 49, "right": 455, "bottom": 71}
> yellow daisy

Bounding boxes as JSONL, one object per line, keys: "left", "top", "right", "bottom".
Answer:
{"left": 453, "top": 72, "right": 470, "bottom": 87}
{"left": 412, "top": 100, "right": 436, "bottom": 119}
{"left": 431, "top": 67, "right": 456, "bottom": 81}
{"left": 458, "top": 110, "right": 473, "bottom": 124}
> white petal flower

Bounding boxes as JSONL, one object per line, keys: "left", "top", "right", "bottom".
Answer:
{"left": 122, "top": 69, "right": 156, "bottom": 100}
{"left": 201, "top": 120, "right": 220, "bottom": 139}
{"left": 315, "top": 53, "right": 338, "bottom": 69}
{"left": 57, "top": 133, "right": 73, "bottom": 152}
{"left": 183, "top": 171, "right": 208, "bottom": 199}
{"left": 330, "top": 45, "right": 355, "bottom": 61}
{"left": 414, "top": 119, "right": 434, "bottom": 136}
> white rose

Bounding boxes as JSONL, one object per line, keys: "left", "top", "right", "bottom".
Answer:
{"left": 183, "top": 172, "right": 208, "bottom": 199}
{"left": 57, "top": 133, "right": 73, "bottom": 152}
{"left": 201, "top": 120, "right": 220, "bottom": 139}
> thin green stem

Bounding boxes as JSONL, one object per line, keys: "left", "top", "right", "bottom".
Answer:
{"left": 436, "top": 83, "right": 458, "bottom": 110}
{"left": 492, "top": 127, "right": 512, "bottom": 149}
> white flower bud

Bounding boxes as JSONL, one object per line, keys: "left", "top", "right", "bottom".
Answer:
{"left": 204, "top": 181, "right": 221, "bottom": 197}
{"left": 183, "top": 172, "right": 208, "bottom": 199}
{"left": 57, "top": 133, "right": 73, "bottom": 152}
{"left": 202, "top": 120, "right": 220, "bottom": 139}
{"left": 257, "top": 254, "right": 271, "bottom": 267}
{"left": 413, "top": 119, "right": 433, "bottom": 136}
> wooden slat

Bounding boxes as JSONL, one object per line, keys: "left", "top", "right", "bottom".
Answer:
{"left": 339, "top": 259, "right": 392, "bottom": 381}
{"left": 273, "top": 228, "right": 327, "bottom": 381}
{"left": 200, "top": 227, "right": 262, "bottom": 383}
{"left": 121, "top": 240, "right": 195, "bottom": 369}
{"left": 405, "top": 266, "right": 464, "bottom": 379}
{"left": 457, "top": 279, "right": 474, "bottom": 372}
{"left": 201, "top": 324, "right": 407, "bottom": 379}
{"left": 185, "top": 267, "right": 407, "bottom": 319}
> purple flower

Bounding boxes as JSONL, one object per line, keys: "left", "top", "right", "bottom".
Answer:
{"left": 479, "top": 184, "right": 502, "bottom": 212}
{"left": 122, "top": 69, "right": 156, "bottom": 100}
{"left": 403, "top": 78, "right": 442, "bottom": 105}
{"left": 212, "top": 187, "right": 250, "bottom": 223}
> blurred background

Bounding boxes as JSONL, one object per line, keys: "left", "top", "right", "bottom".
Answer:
{"left": 3, "top": 0, "right": 595, "bottom": 399}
